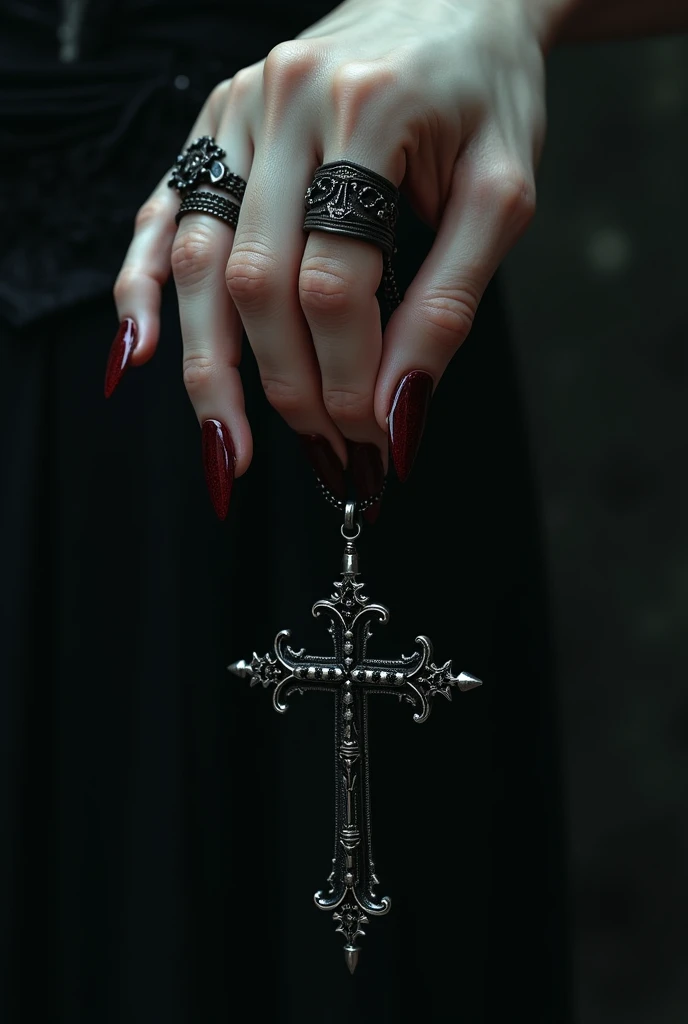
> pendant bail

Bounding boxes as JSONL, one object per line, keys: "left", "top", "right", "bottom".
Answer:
{"left": 341, "top": 501, "right": 361, "bottom": 574}
{"left": 343, "top": 500, "right": 358, "bottom": 534}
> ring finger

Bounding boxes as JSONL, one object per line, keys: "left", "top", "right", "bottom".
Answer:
{"left": 300, "top": 153, "right": 401, "bottom": 520}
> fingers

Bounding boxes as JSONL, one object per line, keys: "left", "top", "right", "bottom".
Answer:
{"left": 376, "top": 132, "right": 536, "bottom": 482}
{"left": 111, "top": 185, "right": 179, "bottom": 371}
{"left": 299, "top": 231, "right": 386, "bottom": 453}
{"left": 226, "top": 112, "right": 350, "bottom": 496}
{"left": 171, "top": 115, "right": 254, "bottom": 490}
{"left": 106, "top": 180, "right": 182, "bottom": 398}
{"left": 107, "top": 83, "right": 234, "bottom": 396}
{"left": 299, "top": 185, "right": 391, "bottom": 521}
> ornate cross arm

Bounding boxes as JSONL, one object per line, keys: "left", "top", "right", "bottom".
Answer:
{"left": 229, "top": 510, "right": 482, "bottom": 972}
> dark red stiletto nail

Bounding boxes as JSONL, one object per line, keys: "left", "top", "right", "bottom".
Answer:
{"left": 104, "top": 318, "right": 137, "bottom": 398}
{"left": 388, "top": 370, "right": 433, "bottom": 483}
{"left": 347, "top": 441, "right": 385, "bottom": 525}
{"left": 298, "top": 434, "right": 346, "bottom": 500}
{"left": 202, "top": 419, "right": 235, "bottom": 521}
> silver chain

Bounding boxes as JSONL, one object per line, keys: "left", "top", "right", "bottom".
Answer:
{"left": 314, "top": 476, "right": 387, "bottom": 513}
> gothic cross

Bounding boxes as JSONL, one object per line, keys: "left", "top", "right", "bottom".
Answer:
{"left": 229, "top": 511, "right": 481, "bottom": 973}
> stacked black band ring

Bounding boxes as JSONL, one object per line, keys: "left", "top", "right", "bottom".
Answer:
{"left": 175, "top": 192, "right": 240, "bottom": 228}
{"left": 169, "top": 135, "right": 246, "bottom": 228}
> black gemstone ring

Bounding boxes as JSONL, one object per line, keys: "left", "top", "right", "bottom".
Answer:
{"left": 303, "top": 160, "right": 399, "bottom": 258}
{"left": 175, "top": 191, "right": 240, "bottom": 229}
{"left": 168, "top": 135, "right": 246, "bottom": 204}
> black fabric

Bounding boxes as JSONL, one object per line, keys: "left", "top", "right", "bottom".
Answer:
{"left": 0, "top": 1, "right": 571, "bottom": 1020}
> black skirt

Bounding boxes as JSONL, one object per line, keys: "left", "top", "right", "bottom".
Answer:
{"left": 0, "top": 3, "right": 570, "bottom": 1019}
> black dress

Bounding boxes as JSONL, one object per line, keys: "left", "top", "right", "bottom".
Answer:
{"left": 0, "top": 2, "right": 570, "bottom": 1020}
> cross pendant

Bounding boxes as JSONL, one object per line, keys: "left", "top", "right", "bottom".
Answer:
{"left": 229, "top": 506, "right": 481, "bottom": 973}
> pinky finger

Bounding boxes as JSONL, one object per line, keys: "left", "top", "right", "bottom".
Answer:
{"left": 105, "top": 186, "right": 180, "bottom": 398}
{"left": 375, "top": 134, "right": 536, "bottom": 479}
{"left": 105, "top": 90, "right": 222, "bottom": 396}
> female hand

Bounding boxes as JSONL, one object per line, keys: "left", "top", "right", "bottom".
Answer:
{"left": 108, "top": 0, "right": 549, "bottom": 519}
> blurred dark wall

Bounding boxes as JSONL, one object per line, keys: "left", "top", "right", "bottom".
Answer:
{"left": 502, "top": 35, "right": 688, "bottom": 1024}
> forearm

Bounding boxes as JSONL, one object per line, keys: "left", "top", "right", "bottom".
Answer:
{"left": 529, "top": 0, "right": 688, "bottom": 49}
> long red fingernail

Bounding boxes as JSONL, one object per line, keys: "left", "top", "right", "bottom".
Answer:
{"left": 104, "top": 318, "right": 137, "bottom": 398}
{"left": 202, "top": 419, "right": 235, "bottom": 520}
{"left": 388, "top": 370, "right": 433, "bottom": 483}
{"left": 347, "top": 441, "right": 385, "bottom": 524}
{"left": 298, "top": 434, "right": 346, "bottom": 501}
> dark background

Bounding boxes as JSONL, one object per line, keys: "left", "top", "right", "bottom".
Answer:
{"left": 3, "top": 21, "right": 686, "bottom": 1023}
{"left": 502, "top": 34, "right": 688, "bottom": 1023}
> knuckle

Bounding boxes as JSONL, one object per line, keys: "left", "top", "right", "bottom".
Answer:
{"left": 260, "top": 374, "right": 308, "bottom": 417}
{"left": 171, "top": 224, "right": 217, "bottom": 288}
{"left": 134, "top": 196, "right": 169, "bottom": 233}
{"left": 490, "top": 164, "right": 537, "bottom": 226}
{"left": 208, "top": 77, "right": 233, "bottom": 116}
{"left": 225, "top": 243, "right": 281, "bottom": 310}
{"left": 112, "top": 268, "right": 137, "bottom": 304}
{"left": 114, "top": 265, "right": 164, "bottom": 300}
{"left": 299, "top": 259, "right": 359, "bottom": 319}
{"left": 228, "top": 66, "right": 256, "bottom": 105}
{"left": 322, "top": 387, "right": 372, "bottom": 425}
{"left": 331, "top": 60, "right": 399, "bottom": 122}
{"left": 182, "top": 352, "right": 216, "bottom": 395}
{"left": 327, "top": 60, "right": 403, "bottom": 143}
{"left": 263, "top": 40, "right": 318, "bottom": 96}
{"left": 418, "top": 285, "right": 481, "bottom": 350}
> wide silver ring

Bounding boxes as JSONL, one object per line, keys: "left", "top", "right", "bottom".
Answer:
{"left": 303, "top": 160, "right": 399, "bottom": 258}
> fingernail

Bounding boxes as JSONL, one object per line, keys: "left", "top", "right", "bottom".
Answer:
{"left": 388, "top": 370, "right": 433, "bottom": 483}
{"left": 104, "top": 318, "right": 137, "bottom": 398}
{"left": 347, "top": 441, "right": 385, "bottom": 525}
{"left": 298, "top": 434, "right": 346, "bottom": 501}
{"left": 202, "top": 419, "right": 235, "bottom": 521}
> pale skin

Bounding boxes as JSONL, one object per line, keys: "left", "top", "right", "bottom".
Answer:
{"left": 113, "top": 0, "right": 688, "bottom": 479}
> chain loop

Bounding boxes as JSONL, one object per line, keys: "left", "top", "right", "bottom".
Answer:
{"left": 313, "top": 476, "right": 387, "bottom": 513}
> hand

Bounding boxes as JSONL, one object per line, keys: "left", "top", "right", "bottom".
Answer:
{"left": 108, "top": 0, "right": 549, "bottom": 519}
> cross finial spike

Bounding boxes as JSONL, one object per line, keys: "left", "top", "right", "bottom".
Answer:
{"left": 456, "top": 670, "right": 482, "bottom": 691}
{"left": 344, "top": 946, "right": 360, "bottom": 974}
{"left": 228, "top": 659, "right": 250, "bottom": 678}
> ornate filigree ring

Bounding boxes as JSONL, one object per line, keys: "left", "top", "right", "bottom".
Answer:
{"left": 303, "top": 160, "right": 399, "bottom": 258}
{"left": 168, "top": 135, "right": 246, "bottom": 204}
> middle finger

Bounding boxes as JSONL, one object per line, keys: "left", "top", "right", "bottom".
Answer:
{"left": 226, "top": 137, "right": 349, "bottom": 499}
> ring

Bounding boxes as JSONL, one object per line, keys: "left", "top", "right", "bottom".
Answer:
{"left": 303, "top": 160, "right": 399, "bottom": 257}
{"left": 168, "top": 135, "right": 247, "bottom": 204}
{"left": 175, "top": 191, "right": 240, "bottom": 229}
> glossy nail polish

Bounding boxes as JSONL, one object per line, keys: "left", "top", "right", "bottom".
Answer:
{"left": 347, "top": 441, "right": 385, "bottom": 524}
{"left": 104, "top": 318, "right": 137, "bottom": 398}
{"left": 388, "top": 370, "right": 433, "bottom": 483}
{"left": 298, "top": 434, "right": 346, "bottom": 501}
{"left": 202, "top": 419, "right": 235, "bottom": 521}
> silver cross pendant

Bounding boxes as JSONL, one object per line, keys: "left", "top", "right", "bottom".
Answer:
{"left": 229, "top": 503, "right": 482, "bottom": 973}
